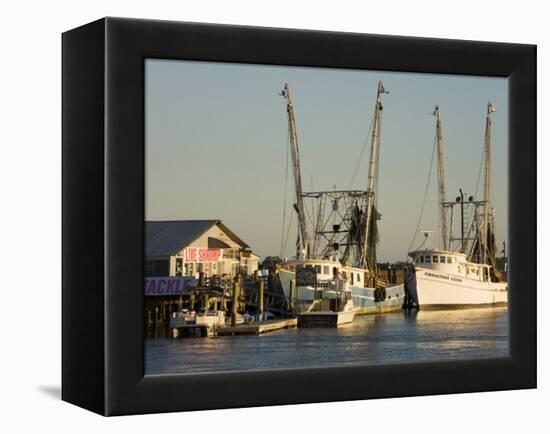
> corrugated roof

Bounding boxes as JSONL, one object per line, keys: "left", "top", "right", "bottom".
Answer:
{"left": 145, "top": 220, "right": 249, "bottom": 257}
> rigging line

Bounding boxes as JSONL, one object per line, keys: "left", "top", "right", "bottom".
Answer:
{"left": 305, "top": 179, "right": 317, "bottom": 235}
{"left": 279, "top": 128, "right": 291, "bottom": 257}
{"left": 374, "top": 111, "right": 382, "bottom": 208}
{"left": 407, "top": 131, "right": 438, "bottom": 257}
{"left": 282, "top": 205, "right": 295, "bottom": 257}
{"left": 305, "top": 200, "right": 316, "bottom": 232}
{"left": 348, "top": 116, "right": 375, "bottom": 189}
{"left": 473, "top": 134, "right": 485, "bottom": 198}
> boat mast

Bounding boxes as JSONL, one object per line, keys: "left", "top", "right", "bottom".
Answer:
{"left": 362, "top": 81, "right": 388, "bottom": 269}
{"left": 281, "top": 83, "right": 309, "bottom": 257}
{"left": 482, "top": 103, "right": 496, "bottom": 265}
{"left": 434, "top": 105, "right": 448, "bottom": 251}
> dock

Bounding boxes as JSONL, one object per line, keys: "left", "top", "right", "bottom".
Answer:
{"left": 218, "top": 318, "right": 297, "bottom": 336}
{"left": 172, "top": 318, "right": 297, "bottom": 338}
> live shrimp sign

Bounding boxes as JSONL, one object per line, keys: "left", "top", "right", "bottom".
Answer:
{"left": 184, "top": 247, "right": 221, "bottom": 263}
{"left": 144, "top": 277, "right": 196, "bottom": 296}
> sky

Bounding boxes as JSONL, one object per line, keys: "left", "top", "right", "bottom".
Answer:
{"left": 145, "top": 59, "right": 508, "bottom": 262}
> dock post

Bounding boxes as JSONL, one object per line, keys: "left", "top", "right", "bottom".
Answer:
{"left": 258, "top": 279, "right": 265, "bottom": 320}
{"left": 289, "top": 278, "right": 295, "bottom": 312}
{"left": 231, "top": 278, "right": 240, "bottom": 327}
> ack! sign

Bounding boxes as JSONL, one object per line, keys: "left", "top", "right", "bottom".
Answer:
{"left": 144, "top": 276, "right": 196, "bottom": 296}
{"left": 184, "top": 247, "right": 221, "bottom": 263}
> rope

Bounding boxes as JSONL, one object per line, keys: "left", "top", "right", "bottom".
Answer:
{"left": 407, "top": 131, "right": 438, "bottom": 257}
{"left": 282, "top": 205, "right": 295, "bottom": 257}
{"left": 348, "top": 116, "right": 375, "bottom": 189}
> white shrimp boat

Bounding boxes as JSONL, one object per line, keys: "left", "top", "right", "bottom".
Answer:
{"left": 408, "top": 248, "right": 507, "bottom": 308}
{"left": 406, "top": 104, "right": 508, "bottom": 308}
{"left": 277, "top": 82, "right": 406, "bottom": 321}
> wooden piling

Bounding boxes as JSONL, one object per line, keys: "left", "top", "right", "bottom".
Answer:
{"left": 289, "top": 278, "right": 295, "bottom": 312}
{"left": 231, "top": 278, "right": 240, "bottom": 327}
{"left": 258, "top": 279, "right": 265, "bottom": 320}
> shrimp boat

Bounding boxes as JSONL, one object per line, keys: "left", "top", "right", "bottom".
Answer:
{"left": 277, "top": 82, "right": 406, "bottom": 324}
{"left": 407, "top": 104, "right": 508, "bottom": 308}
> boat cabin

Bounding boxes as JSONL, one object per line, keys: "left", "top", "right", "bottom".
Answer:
{"left": 409, "top": 249, "right": 492, "bottom": 283}
{"left": 280, "top": 258, "right": 367, "bottom": 288}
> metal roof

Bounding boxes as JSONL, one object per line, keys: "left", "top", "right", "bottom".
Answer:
{"left": 145, "top": 220, "right": 249, "bottom": 257}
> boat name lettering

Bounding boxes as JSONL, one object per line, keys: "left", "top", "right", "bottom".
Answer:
{"left": 424, "top": 272, "right": 462, "bottom": 283}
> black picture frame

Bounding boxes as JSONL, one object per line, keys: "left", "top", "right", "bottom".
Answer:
{"left": 62, "top": 17, "right": 536, "bottom": 416}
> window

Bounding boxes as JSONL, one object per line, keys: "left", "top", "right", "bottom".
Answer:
{"left": 357, "top": 273, "right": 361, "bottom": 282}
{"left": 351, "top": 273, "right": 354, "bottom": 285}
{"left": 439, "top": 256, "right": 445, "bottom": 263}
{"left": 315, "top": 265, "right": 321, "bottom": 273}
{"left": 433, "top": 256, "right": 439, "bottom": 263}
{"left": 425, "top": 256, "right": 431, "bottom": 263}
{"left": 323, "top": 266, "right": 330, "bottom": 275}
{"left": 446, "top": 257, "right": 453, "bottom": 264}
{"left": 420, "top": 256, "right": 424, "bottom": 263}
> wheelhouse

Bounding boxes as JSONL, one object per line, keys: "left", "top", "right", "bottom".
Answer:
{"left": 408, "top": 249, "right": 493, "bottom": 283}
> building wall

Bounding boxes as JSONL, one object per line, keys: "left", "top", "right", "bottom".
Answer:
{"left": 180, "top": 223, "right": 258, "bottom": 278}
{"left": 145, "top": 223, "right": 260, "bottom": 278}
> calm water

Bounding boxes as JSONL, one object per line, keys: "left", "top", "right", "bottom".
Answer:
{"left": 145, "top": 307, "right": 509, "bottom": 375}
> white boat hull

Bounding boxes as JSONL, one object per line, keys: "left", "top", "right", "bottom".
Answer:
{"left": 278, "top": 269, "right": 405, "bottom": 314}
{"left": 297, "top": 308, "right": 358, "bottom": 327}
{"left": 415, "top": 267, "right": 507, "bottom": 308}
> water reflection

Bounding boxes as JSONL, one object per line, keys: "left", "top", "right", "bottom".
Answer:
{"left": 145, "top": 307, "right": 509, "bottom": 375}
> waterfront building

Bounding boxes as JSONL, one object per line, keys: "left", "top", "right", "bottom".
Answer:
{"left": 145, "top": 220, "right": 259, "bottom": 278}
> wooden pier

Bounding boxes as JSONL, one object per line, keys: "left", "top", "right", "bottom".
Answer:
{"left": 172, "top": 318, "right": 297, "bottom": 338}
{"left": 218, "top": 318, "right": 297, "bottom": 336}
